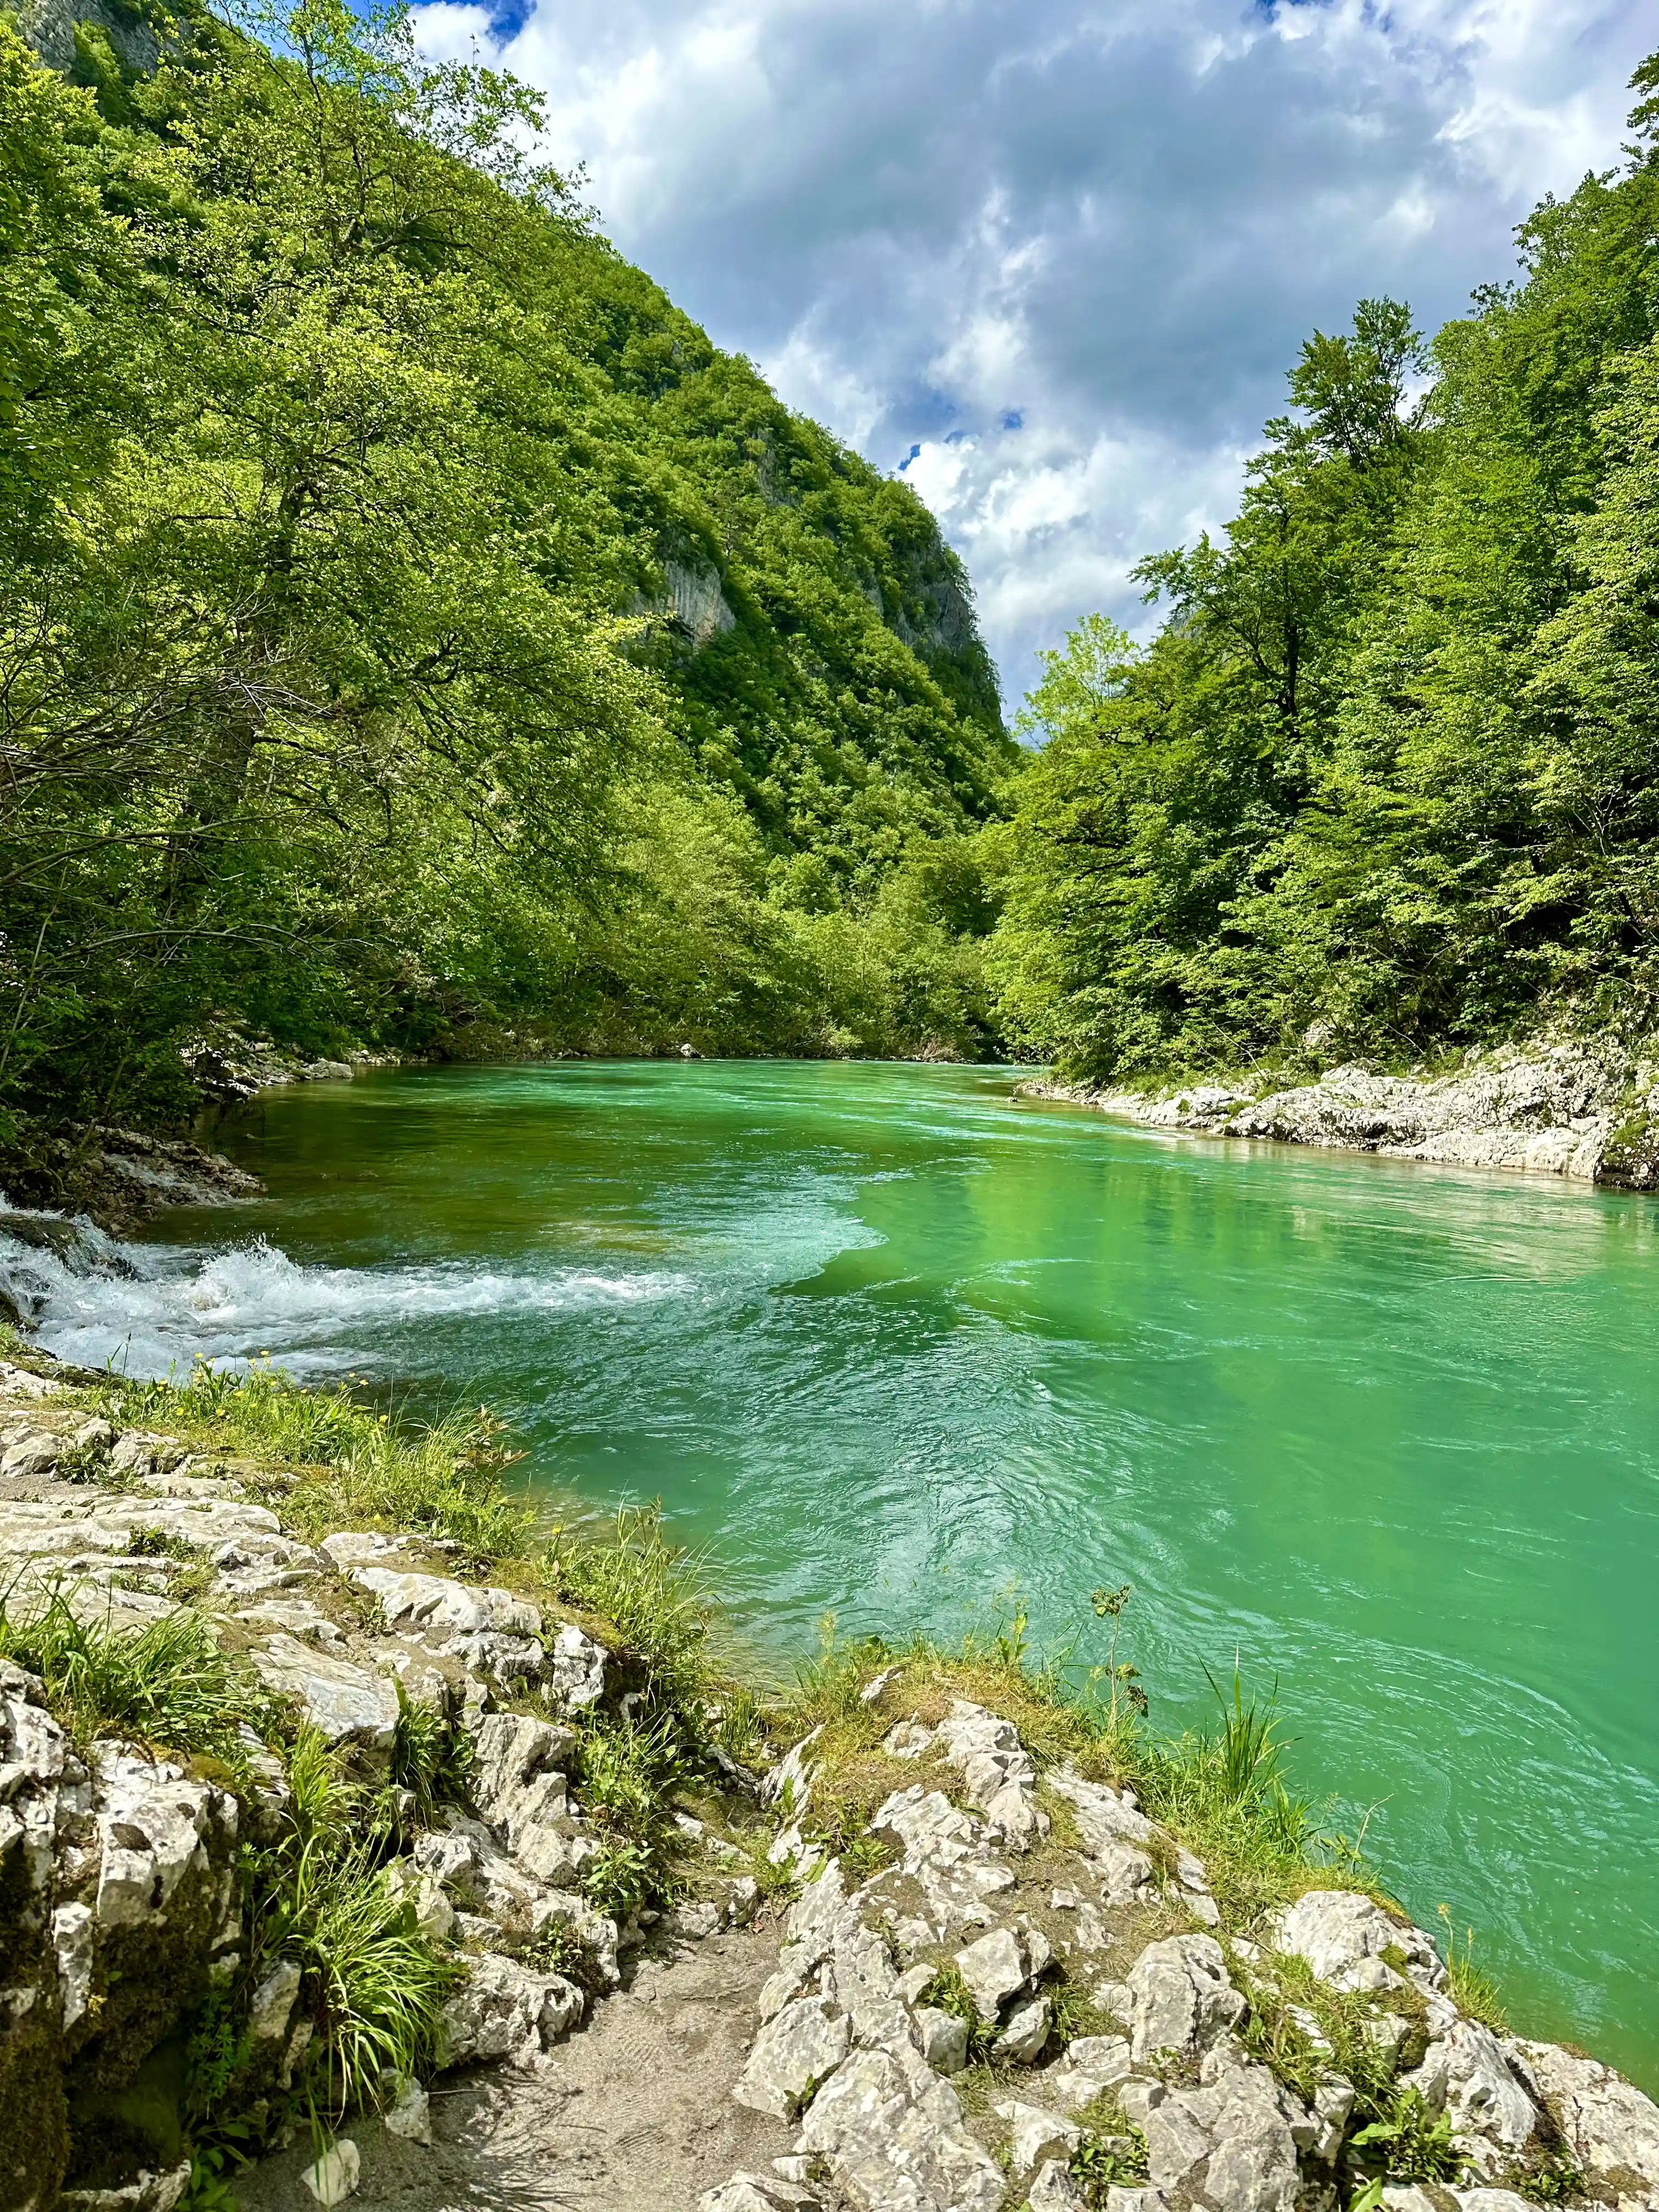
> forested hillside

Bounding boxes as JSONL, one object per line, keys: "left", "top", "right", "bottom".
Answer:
{"left": 991, "top": 53, "right": 1659, "bottom": 1086}
{"left": 0, "top": 0, "right": 1014, "bottom": 1163}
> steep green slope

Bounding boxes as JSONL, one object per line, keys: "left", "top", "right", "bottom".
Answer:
{"left": 0, "top": 0, "right": 1013, "bottom": 1164}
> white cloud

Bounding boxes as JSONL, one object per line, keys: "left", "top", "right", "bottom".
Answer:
{"left": 410, "top": 0, "right": 1655, "bottom": 708}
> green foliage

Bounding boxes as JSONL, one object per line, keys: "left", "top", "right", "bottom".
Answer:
{"left": 1516, "top": 2151, "right": 1589, "bottom": 2203}
{"left": 0, "top": 2, "right": 1011, "bottom": 1152}
{"left": 99, "top": 1361, "right": 529, "bottom": 1558}
{"left": 992, "top": 66, "right": 1659, "bottom": 1074}
{"left": 1436, "top": 1907, "right": 1509, "bottom": 2034}
{"left": 1069, "top": 2096, "right": 1149, "bottom": 2204}
{"left": 388, "top": 1681, "right": 475, "bottom": 1818}
{"left": 569, "top": 1711, "right": 691, "bottom": 1918}
{"left": 542, "top": 1504, "right": 716, "bottom": 1711}
{"left": 254, "top": 1729, "right": 457, "bottom": 2120}
{"left": 1351, "top": 2089, "right": 1465, "bottom": 2185}
{"left": 0, "top": 1579, "right": 260, "bottom": 1759}
{"left": 1234, "top": 1946, "right": 1403, "bottom": 2118}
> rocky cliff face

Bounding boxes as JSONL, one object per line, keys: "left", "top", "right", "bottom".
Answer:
{"left": 1028, "top": 1040, "right": 1659, "bottom": 1191}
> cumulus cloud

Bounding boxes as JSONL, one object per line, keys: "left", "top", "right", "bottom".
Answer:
{"left": 411, "top": 0, "right": 1654, "bottom": 704}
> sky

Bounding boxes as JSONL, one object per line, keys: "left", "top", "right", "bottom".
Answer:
{"left": 411, "top": 0, "right": 1655, "bottom": 708}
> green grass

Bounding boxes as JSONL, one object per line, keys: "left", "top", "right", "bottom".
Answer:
{"left": 1350, "top": 2089, "right": 1466, "bottom": 2185}
{"left": 540, "top": 1504, "right": 718, "bottom": 1712}
{"left": 777, "top": 1615, "right": 1371, "bottom": 1936}
{"left": 387, "top": 1682, "right": 475, "bottom": 1820}
{"left": 0, "top": 1579, "right": 262, "bottom": 1763}
{"left": 253, "top": 1730, "right": 458, "bottom": 2119}
{"left": 567, "top": 1709, "right": 694, "bottom": 1918}
{"left": 97, "top": 1362, "right": 529, "bottom": 1561}
{"left": 1069, "top": 2095, "right": 1149, "bottom": 2205}
{"left": 1437, "top": 1906, "right": 1509, "bottom": 2034}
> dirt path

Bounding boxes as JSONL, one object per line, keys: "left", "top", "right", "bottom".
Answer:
{"left": 237, "top": 1922, "right": 794, "bottom": 2212}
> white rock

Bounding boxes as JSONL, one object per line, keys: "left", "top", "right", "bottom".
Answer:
{"left": 1509, "top": 2041, "right": 1659, "bottom": 2190}
{"left": 916, "top": 2006, "right": 968, "bottom": 2074}
{"left": 248, "top": 1959, "right": 302, "bottom": 2041}
{"left": 301, "top": 2140, "right": 360, "bottom": 2205}
{"left": 1436, "top": 2021, "right": 1537, "bottom": 2151}
{"left": 954, "top": 1925, "right": 1028, "bottom": 2019}
{"left": 798, "top": 2043, "right": 1004, "bottom": 2212}
{"left": 996, "top": 1995, "right": 1052, "bottom": 2063}
{"left": 437, "top": 1953, "right": 584, "bottom": 2069}
{"left": 0, "top": 1361, "right": 62, "bottom": 1400}
{"left": 1069, "top": 2035, "right": 1133, "bottom": 2083}
{"left": 383, "top": 2074, "right": 432, "bottom": 2145}
{"left": 1267, "top": 1890, "right": 1442, "bottom": 1994}
{"left": 251, "top": 1635, "right": 400, "bottom": 1748}
{"left": 467, "top": 1711, "right": 596, "bottom": 1883}
{"left": 1125, "top": 1934, "right": 1245, "bottom": 2063}
{"left": 995, "top": 2098, "right": 1081, "bottom": 2181}
{"left": 1454, "top": 2193, "right": 1533, "bottom": 2212}
{"left": 543, "top": 1622, "right": 606, "bottom": 1711}
{"left": 763, "top": 1728, "right": 823, "bottom": 1810}
{"left": 529, "top": 1890, "right": 620, "bottom": 1989}
{"left": 672, "top": 1899, "right": 724, "bottom": 1941}
{"left": 52, "top": 1901, "right": 95, "bottom": 2031}
{"left": 351, "top": 1565, "right": 541, "bottom": 1640}
{"left": 871, "top": 1784, "right": 1015, "bottom": 1933}
{"left": 382, "top": 1861, "right": 456, "bottom": 1942}
{"left": 733, "top": 1995, "right": 851, "bottom": 2118}
{"left": 60, "top": 2158, "right": 193, "bottom": 2211}
{"left": 1029, "top": 2164, "right": 1087, "bottom": 2211}
{"left": 898, "top": 1962, "right": 936, "bottom": 2005}
{"left": 94, "top": 1754, "right": 228, "bottom": 1927}
{"left": 699, "top": 2180, "right": 821, "bottom": 2212}
{"left": 1104, "top": 2194, "right": 1175, "bottom": 2212}
{"left": 319, "top": 1531, "right": 409, "bottom": 1569}
{"left": 882, "top": 1721, "right": 934, "bottom": 1759}
{"left": 1142, "top": 2097, "right": 1214, "bottom": 2187}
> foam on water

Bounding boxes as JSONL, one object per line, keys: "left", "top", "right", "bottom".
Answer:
{"left": 0, "top": 1205, "right": 681, "bottom": 1379}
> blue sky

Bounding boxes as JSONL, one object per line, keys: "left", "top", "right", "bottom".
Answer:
{"left": 414, "top": 0, "right": 1654, "bottom": 706}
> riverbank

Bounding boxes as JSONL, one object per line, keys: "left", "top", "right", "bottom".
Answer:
{"left": 3, "top": 1331, "right": 1658, "bottom": 2212}
{"left": 1023, "top": 1036, "right": 1659, "bottom": 1190}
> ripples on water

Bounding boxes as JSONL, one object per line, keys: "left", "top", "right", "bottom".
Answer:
{"left": 3, "top": 1059, "right": 1657, "bottom": 2088}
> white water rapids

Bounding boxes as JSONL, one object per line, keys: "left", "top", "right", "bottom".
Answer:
{"left": 0, "top": 1204, "right": 683, "bottom": 1379}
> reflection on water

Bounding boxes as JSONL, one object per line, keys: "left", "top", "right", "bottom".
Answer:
{"left": 18, "top": 1059, "right": 1658, "bottom": 2087}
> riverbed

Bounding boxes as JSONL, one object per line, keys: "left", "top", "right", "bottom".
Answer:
{"left": 8, "top": 1058, "right": 1658, "bottom": 2084}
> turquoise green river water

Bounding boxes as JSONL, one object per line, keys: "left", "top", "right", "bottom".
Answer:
{"left": 114, "top": 1060, "right": 1659, "bottom": 2085}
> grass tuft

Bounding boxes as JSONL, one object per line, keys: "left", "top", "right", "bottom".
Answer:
{"left": 254, "top": 1729, "right": 458, "bottom": 2119}
{"left": 540, "top": 1504, "right": 716, "bottom": 1711}
{"left": 97, "top": 1362, "right": 528, "bottom": 1560}
{"left": 1437, "top": 1905, "right": 1509, "bottom": 2034}
{"left": 0, "top": 1579, "right": 261, "bottom": 1764}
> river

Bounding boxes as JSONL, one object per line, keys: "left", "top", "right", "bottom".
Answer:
{"left": 8, "top": 1058, "right": 1658, "bottom": 2085}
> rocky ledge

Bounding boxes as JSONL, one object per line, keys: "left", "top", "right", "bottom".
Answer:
{"left": 1026, "top": 1039, "right": 1659, "bottom": 1190}
{"left": 692, "top": 1711, "right": 1659, "bottom": 2212}
{"left": 0, "top": 1357, "right": 763, "bottom": 2210}
{"left": 3, "top": 1355, "right": 1658, "bottom": 2212}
